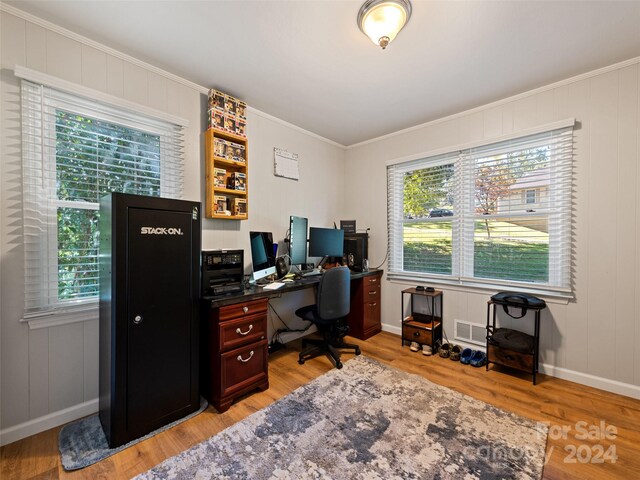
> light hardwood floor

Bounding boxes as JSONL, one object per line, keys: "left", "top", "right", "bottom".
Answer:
{"left": 2, "top": 331, "right": 639, "bottom": 479}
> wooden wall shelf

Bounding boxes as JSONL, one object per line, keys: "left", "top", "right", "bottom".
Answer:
{"left": 204, "top": 128, "right": 248, "bottom": 219}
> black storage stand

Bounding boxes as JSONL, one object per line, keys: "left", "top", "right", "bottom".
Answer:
{"left": 401, "top": 288, "right": 443, "bottom": 353}
{"left": 99, "top": 193, "right": 201, "bottom": 448}
{"left": 486, "top": 293, "right": 546, "bottom": 385}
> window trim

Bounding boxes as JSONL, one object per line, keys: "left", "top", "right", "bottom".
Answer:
{"left": 386, "top": 119, "right": 575, "bottom": 297}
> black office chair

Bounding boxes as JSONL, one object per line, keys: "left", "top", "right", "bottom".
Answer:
{"left": 296, "top": 266, "right": 361, "bottom": 369}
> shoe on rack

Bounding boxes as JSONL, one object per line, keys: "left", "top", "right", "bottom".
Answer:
{"left": 438, "top": 343, "right": 451, "bottom": 358}
{"left": 422, "top": 344, "right": 432, "bottom": 356}
{"left": 460, "top": 348, "right": 474, "bottom": 365}
{"left": 409, "top": 341, "right": 420, "bottom": 352}
{"left": 450, "top": 345, "right": 462, "bottom": 361}
{"left": 470, "top": 350, "right": 487, "bottom": 367}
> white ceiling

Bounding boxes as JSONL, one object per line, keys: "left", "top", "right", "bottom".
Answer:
{"left": 7, "top": 1, "right": 640, "bottom": 146}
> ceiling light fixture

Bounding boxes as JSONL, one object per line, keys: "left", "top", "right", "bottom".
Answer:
{"left": 357, "top": 0, "right": 412, "bottom": 50}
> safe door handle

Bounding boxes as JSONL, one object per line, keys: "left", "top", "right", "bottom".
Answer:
{"left": 237, "top": 351, "right": 254, "bottom": 363}
{"left": 133, "top": 315, "right": 143, "bottom": 324}
{"left": 236, "top": 324, "right": 253, "bottom": 336}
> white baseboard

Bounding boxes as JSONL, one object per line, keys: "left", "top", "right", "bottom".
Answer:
{"left": 4, "top": 333, "right": 640, "bottom": 446}
{"left": 538, "top": 364, "right": 640, "bottom": 400}
{"left": 380, "top": 324, "right": 640, "bottom": 400}
{"left": 0, "top": 398, "right": 98, "bottom": 447}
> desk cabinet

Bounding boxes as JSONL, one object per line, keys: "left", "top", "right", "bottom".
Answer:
{"left": 347, "top": 270, "right": 383, "bottom": 340}
{"left": 201, "top": 298, "right": 269, "bottom": 412}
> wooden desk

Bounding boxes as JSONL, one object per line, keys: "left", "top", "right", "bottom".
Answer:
{"left": 201, "top": 269, "right": 383, "bottom": 412}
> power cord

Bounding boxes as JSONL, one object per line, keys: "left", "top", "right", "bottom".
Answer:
{"left": 267, "top": 301, "right": 313, "bottom": 345}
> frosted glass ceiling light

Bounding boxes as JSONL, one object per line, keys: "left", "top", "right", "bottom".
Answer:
{"left": 358, "top": 0, "right": 412, "bottom": 50}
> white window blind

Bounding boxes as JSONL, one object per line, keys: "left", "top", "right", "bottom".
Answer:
{"left": 21, "top": 80, "right": 185, "bottom": 316}
{"left": 387, "top": 126, "right": 574, "bottom": 294}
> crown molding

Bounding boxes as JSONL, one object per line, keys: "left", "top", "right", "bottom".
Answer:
{"left": 347, "top": 55, "right": 640, "bottom": 150}
{"left": 1, "top": 3, "right": 345, "bottom": 149}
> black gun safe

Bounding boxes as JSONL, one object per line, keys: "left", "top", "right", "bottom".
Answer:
{"left": 99, "top": 193, "right": 201, "bottom": 447}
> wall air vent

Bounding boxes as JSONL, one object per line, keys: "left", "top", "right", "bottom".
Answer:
{"left": 455, "top": 319, "right": 486, "bottom": 347}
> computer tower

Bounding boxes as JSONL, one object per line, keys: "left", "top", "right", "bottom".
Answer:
{"left": 344, "top": 233, "right": 369, "bottom": 272}
{"left": 99, "top": 193, "right": 201, "bottom": 448}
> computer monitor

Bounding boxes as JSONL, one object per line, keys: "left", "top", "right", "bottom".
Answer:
{"left": 289, "top": 216, "right": 308, "bottom": 266}
{"left": 308, "top": 227, "right": 345, "bottom": 258}
{"left": 250, "top": 231, "right": 276, "bottom": 282}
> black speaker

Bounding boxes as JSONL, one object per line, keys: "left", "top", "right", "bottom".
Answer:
{"left": 344, "top": 233, "right": 368, "bottom": 272}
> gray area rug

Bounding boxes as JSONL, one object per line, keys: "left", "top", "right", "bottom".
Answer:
{"left": 58, "top": 398, "right": 208, "bottom": 471}
{"left": 136, "top": 356, "right": 548, "bottom": 479}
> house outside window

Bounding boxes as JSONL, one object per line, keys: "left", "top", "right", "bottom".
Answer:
{"left": 21, "top": 80, "right": 184, "bottom": 318}
{"left": 525, "top": 189, "right": 537, "bottom": 204}
{"left": 387, "top": 125, "right": 573, "bottom": 294}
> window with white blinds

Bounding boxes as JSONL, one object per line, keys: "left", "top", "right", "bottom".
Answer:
{"left": 387, "top": 125, "right": 574, "bottom": 294}
{"left": 21, "top": 80, "right": 185, "bottom": 317}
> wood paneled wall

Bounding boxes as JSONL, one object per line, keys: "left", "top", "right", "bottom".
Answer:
{"left": 0, "top": 9, "right": 345, "bottom": 444}
{"left": 344, "top": 60, "right": 640, "bottom": 397}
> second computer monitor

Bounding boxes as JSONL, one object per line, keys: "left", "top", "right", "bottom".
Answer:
{"left": 308, "top": 227, "right": 344, "bottom": 258}
{"left": 289, "top": 216, "right": 308, "bottom": 266}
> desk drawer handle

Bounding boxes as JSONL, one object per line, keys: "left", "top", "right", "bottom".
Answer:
{"left": 237, "top": 351, "right": 254, "bottom": 363}
{"left": 242, "top": 306, "right": 249, "bottom": 313}
{"left": 370, "top": 302, "right": 377, "bottom": 307}
{"left": 368, "top": 291, "right": 377, "bottom": 295}
{"left": 369, "top": 279, "right": 377, "bottom": 283}
{"left": 236, "top": 324, "right": 253, "bottom": 336}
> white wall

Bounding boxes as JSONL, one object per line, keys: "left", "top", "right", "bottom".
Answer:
{"left": 0, "top": 9, "right": 345, "bottom": 445}
{"left": 344, "top": 59, "right": 640, "bottom": 398}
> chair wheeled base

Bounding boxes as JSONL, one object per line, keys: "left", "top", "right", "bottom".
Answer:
{"left": 298, "top": 330, "right": 361, "bottom": 369}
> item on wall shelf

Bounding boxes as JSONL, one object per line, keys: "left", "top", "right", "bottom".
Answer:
{"left": 214, "top": 168, "right": 227, "bottom": 188}
{"left": 227, "top": 172, "right": 246, "bottom": 191}
{"left": 227, "top": 141, "right": 246, "bottom": 163}
{"left": 214, "top": 138, "right": 227, "bottom": 158}
{"left": 233, "top": 197, "right": 247, "bottom": 216}
{"left": 274, "top": 147, "right": 299, "bottom": 181}
{"left": 214, "top": 195, "right": 229, "bottom": 215}
{"left": 207, "top": 89, "right": 247, "bottom": 138}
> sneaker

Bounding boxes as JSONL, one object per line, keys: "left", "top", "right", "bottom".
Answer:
{"left": 438, "top": 343, "right": 451, "bottom": 358}
{"left": 450, "top": 345, "right": 462, "bottom": 361}
{"left": 409, "top": 341, "right": 420, "bottom": 352}
{"left": 460, "top": 348, "right": 474, "bottom": 364}
{"left": 422, "top": 344, "right": 432, "bottom": 356}
{"left": 470, "top": 350, "right": 487, "bottom": 367}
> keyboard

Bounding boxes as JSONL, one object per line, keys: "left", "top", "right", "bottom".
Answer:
{"left": 301, "top": 269, "right": 322, "bottom": 277}
{"left": 263, "top": 282, "right": 285, "bottom": 290}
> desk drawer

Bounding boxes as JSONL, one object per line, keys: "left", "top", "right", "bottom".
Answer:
{"left": 487, "top": 344, "right": 534, "bottom": 372}
{"left": 364, "top": 283, "right": 380, "bottom": 301}
{"left": 219, "top": 313, "right": 267, "bottom": 352}
{"left": 363, "top": 300, "right": 381, "bottom": 331}
{"left": 218, "top": 298, "right": 268, "bottom": 322}
{"left": 220, "top": 340, "right": 268, "bottom": 398}
{"left": 365, "top": 275, "right": 380, "bottom": 286}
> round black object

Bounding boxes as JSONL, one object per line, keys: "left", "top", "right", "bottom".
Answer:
{"left": 415, "top": 285, "right": 425, "bottom": 291}
{"left": 425, "top": 286, "right": 435, "bottom": 292}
